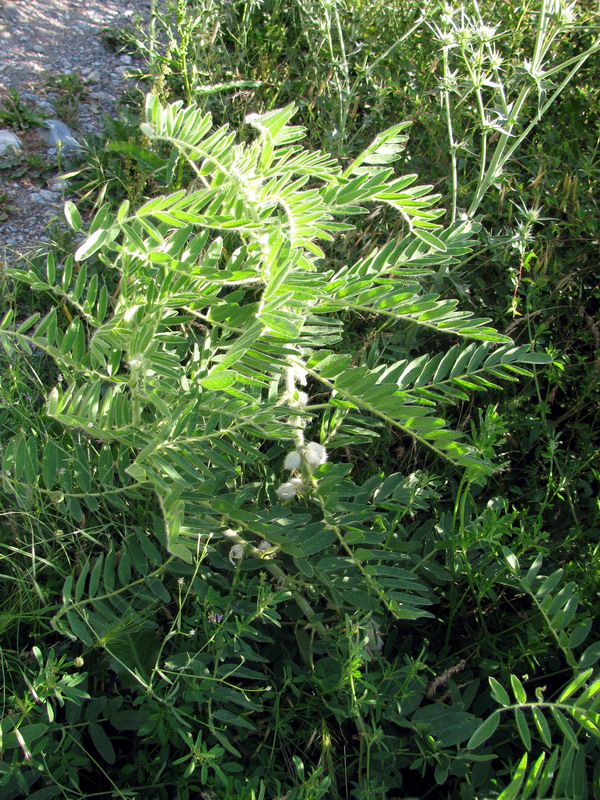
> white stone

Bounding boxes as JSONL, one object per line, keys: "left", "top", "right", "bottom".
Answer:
{"left": 40, "top": 119, "right": 81, "bottom": 155}
{"left": 38, "top": 189, "right": 59, "bottom": 202}
{"left": 49, "top": 179, "right": 68, "bottom": 193}
{"left": 0, "top": 129, "right": 21, "bottom": 156}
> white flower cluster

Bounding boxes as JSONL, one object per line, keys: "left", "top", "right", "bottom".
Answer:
{"left": 228, "top": 540, "right": 275, "bottom": 566}
{"left": 283, "top": 441, "right": 327, "bottom": 472}
{"left": 282, "top": 359, "right": 309, "bottom": 409}
{"left": 276, "top": 441, "right": 328, "bottom": 501}
{"left": 303, "top": 441, "right": 327, "bottom": 467}
{"left": 295, "top": 391, "right": 309, "bottom": 408}
{"left": 275, "top": 476, "right": 304, "bottom": 500}
{"left": 283, "top": 451, "right": 302, "bottom": 471}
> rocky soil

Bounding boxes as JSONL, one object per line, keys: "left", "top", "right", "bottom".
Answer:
{"left": 0, "top": 0, "right": 152, "bottom": 263}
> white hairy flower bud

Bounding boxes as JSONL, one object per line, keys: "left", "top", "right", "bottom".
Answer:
{"left": 276, "top": 477, "right": 304, "bottom": 500}
{"left": 284, "top": 451, "right": 302, "bottom": 471}
{"left": 228, "top": 544, "right": 244, "bottom": 565}
{"left": 303, "top": 441, "right": 327, "bottom": 467}
{"left": 276, "top": 481, "right": 298, "bottom": 500}
{"left": 296, "top": 391, "right": 309, "bottom": 408}
{"left": 258, "top": 540, "right": 271, "bottom": 552}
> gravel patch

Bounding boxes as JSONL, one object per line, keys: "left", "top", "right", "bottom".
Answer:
{"left": 0, "top": 0, "right": 153, "bottom": 262}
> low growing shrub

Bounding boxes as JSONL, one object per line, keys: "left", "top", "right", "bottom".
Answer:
{"left": 1, "top": 94, "right": 598, "bottom": 799}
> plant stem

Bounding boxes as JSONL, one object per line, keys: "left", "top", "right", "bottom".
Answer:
{"left": 442, "top": 45, "right": 458, "bottom": 222}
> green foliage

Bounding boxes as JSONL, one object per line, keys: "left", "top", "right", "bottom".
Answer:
{"left": 61, "top": 111, "right": 157, "bottom": 211}
{"left": 0, "top": 92, "right": 545, "bottom": 798}
{"left": 466, "top": 551, "right": 600, "bottom": 799}
{"left": 3, "top": 96, "right": 541, "bottom": 559}
{"left": 0, "top": 89, "right": 48, "bottom": 131}
{"left": 42, "top": 71, "right": 88, "bottom": 127}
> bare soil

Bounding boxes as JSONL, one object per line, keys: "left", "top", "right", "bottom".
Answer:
{"left": 0, "top": 0, "right": 151, "bottom": 262}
